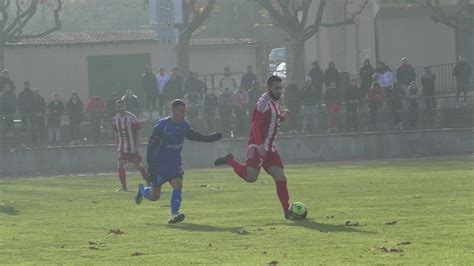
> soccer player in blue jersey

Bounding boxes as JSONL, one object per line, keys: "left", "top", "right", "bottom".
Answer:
{"left": 135, "top": 99, "right": 222, "bottom": 224}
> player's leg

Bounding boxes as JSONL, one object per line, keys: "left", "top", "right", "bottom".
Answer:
{"left": 214, "top": 146, "right": 261, "bottom": 182}
{"left": 168, "top": 177, "right": 185, "bottom": 224}
{"left": 135, "top": 173, "right": 163, "bottom": 204}
{"left": 116, "top": 158, "right": 128, "bottom": 191}
{"left": 265, "top": 151, "right": 290, "bottom": 218}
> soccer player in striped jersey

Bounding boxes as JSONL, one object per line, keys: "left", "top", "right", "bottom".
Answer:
{"left": 135, "top": 99, "right": 222, "bottom": 224}
{"left": 214, "top": 75, "right": 294, "bottom": 219}
{"left": 112, "top": 99, "right": 148, "bottom": 192}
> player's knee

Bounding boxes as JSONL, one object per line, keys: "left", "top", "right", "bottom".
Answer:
{"left": 149, "top": 194, "right": 160, "bottom": 201}
{"left": 246, "top": 175, "right": 258, "bottom": 183}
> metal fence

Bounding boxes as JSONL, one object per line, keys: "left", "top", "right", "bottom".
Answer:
{"left": 0, "top": 95, "right": 472, "bottom": 150}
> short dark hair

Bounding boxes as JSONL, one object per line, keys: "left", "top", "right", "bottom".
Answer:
{"left": 115, "top": 99, "right": 124, "bottom": 105}
{"left": 171, "top": 99, "right": 186, "bottom": 109}
{"left": 266, "top": 75, "right": 282, "bottom": 87}
{"left": 24, "top": 81, "right": 30, "bottom": 86}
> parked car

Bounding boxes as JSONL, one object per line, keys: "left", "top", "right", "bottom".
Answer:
{"left": 273, "top": 62, "right": 286, "bottom": 79}
{"left": 268, "top": 47, "right": 286, "bottom": 72}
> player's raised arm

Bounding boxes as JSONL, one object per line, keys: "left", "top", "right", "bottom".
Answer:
{"left": 186, "top": 128, "right": 222, "bottom": 142}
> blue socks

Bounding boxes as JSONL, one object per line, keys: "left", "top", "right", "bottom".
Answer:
{"left": 171, "top": 189, "right": 182, "bottom": 215}
{"left": 140, "top": 185, "right": 151, "bottom": 200}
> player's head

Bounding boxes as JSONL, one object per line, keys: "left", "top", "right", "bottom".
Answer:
{"left": 266, "top": 75, "right": 283, "bottom": 101}
{"left": 115, "top": 99, "right": 126, "bottom": 113}
{"left": 171, "top": 99, "right": 187, "bottom": 123}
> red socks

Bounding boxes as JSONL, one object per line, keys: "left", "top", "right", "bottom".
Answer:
{"left": 118, "top": 169, "right": 126, "bottom": 189}
{"left": 276, "top": 181, "right": 290, "bottom": 213}
{"left": 228, "top": 158, "right": 248, "bottom": 181}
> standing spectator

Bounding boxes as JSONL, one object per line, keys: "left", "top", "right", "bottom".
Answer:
{"left": 66, "top": 93, "right": 83, "bottom": 145}
{"left": 308, "top": 61, "right": 324, "bottom": 102}
{"left": 453, "top": 56, "right": 472, "bottom": 105}
{"left": 121, "top": 89, "right": 140, "bottom": 115}
{"left": 241, "top": 65, "right": 259, "bottom": 90}
{"left": 219, "top": 87, "right": 234, "bottom": 137}
{"left": 233, "top": 86, "right": 249, "bottom": 137}
{"left": 183, "top": 89, "right": 201, "bottom": 123}
{"left": 396, "top": 57, "right": 416, "bottom": 90}
{"left": 203, "top": 89, "right": 218, "bottom": 131}
{"left": 359, "top": 59, "right": 375, "bottom": 96}
{"left": 344, "top": 78, "right": 362, "bottom": 132}
{"left": 247, "top": 82, "right": 261, "bottom": 112}
{"left": 367, "top": 81, "right": 384, "bottom": 130}
{"left": 406, "top": 81, "right": 419, "bottom": 129}
{"left": 86, "top": 96, "right": 106, "bottom": 142}
{"left": 164, "top": 68, "right": 184, "bottom": 102}
{"left": 18, "top": 81, "right": 34, "bottom": 130}
{"left": 421, "top": 66, "right": 436, "bottom": 113}
{"left": 284, "top": 78, "right": 301, "bottom": 132}
{"left": 324, "top": 61, "right": 339, "bottom": 89}
{"left": 375, "top": 61, "right": 394, "bottom": 92}
{"left": 142, "top": 65, "right": 157, "bottom": 110}
{"left": 184, "top": 72, "right": 207, "bottom": 96}
{"left": 387, "top": 82, "right": 405, "bottom": 129}
{"left": 0, "top": 83, "right": 17, "bottom": 133}
{"left": 219, "top": 67, "right": 238, "bottom": 95}
{"left": 31, "top": 89, "right": 46, "bottom": 144}
{"left": 301, "top": 77, "right": 319, "bottom": 133}
{"left": 47, "top": 92, "right": 65, "bottom": 145}
{"left": 325, "top": 81, "right": 342, "bottom": 133}
{"left": 156, "top": 67, "right": 170, "bottom": 116}
{"left": 0, "top": 69, "right": 16, "bottom": 93}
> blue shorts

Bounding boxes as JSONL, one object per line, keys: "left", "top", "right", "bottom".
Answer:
{"left": 149, "top": 172, "right": 184, "bottom": 187}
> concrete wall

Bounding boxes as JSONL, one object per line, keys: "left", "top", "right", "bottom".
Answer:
{"left": 4, "top": 42, "right": 261, "bottom": 101}
{"left": 0, "top": 129, "right": 471, "bottom": 177}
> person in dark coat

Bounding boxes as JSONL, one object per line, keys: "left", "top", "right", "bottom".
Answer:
{"left": 47, "top": 92, "right": 65, "bottom": 145}
{"left": 67, "top": 93, "right": 83, "bottom": 144}
{"left": 17, "top": 81, "right": 35, "bottom": 130}
{"left": 324, "top": 61, "right": 339, "bottom": 88}
{"left": 344, "top": 78, "right": 363, "bottom": 131}
{"left": 359, "top": 59, "right": 375, "bottom": 97}
{"left": 453, "top": 56, "right": 472, "bottom": 105}
{"left": 31, "top": 89, "right": 46, "bottom": 144}
{"left": 0, "top": 83, "right": 17, "bottom": 133}
{"left": 142, "top": 65, "right": 157, "bottom": 110}
{"left": 308, "top": 61, "right": 324, "bottom": 102}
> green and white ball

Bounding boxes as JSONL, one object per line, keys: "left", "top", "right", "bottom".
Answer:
{"left": 288, "top": 202, "right": 308, "bottom": 220}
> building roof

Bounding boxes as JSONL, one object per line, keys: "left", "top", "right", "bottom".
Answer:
{"left": 6, "top": 30, "right": 258, "bottom": 47}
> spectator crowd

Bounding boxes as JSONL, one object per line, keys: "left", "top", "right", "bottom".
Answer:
{"left": 0, "top": 56, "right": 472, "bottom": 148}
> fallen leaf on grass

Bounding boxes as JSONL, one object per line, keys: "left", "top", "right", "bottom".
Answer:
{"left": 208, "top": 243, "right": 212, "bottom": 248}
{"left": 345, "top": 221, "right": 360, "bottom": 226}
{"left": 257, "top": 228, "right": 264, "bottom": 231}
{"left": 262, "top": 251, "right": 268, "bottom": 254}
{"left": 89, "top": 246, "right": 99, "bottom": 250}
{"left": 270, "top": 227, "right": 276, "bottom": 230}
{"left": 160, "top": 204, "right": 171, "bottom": 208}
{"left": 385, "top": 220, "right": 398, "bottom": 225}
{"left": 268, "top": 260, "right": 278, "bottom": 265}
{"left": 108, "top": 229, "right": 125, "bottom": 235}
{"left": 91, "top": 201, "right": 99, "bottom": 204}
{"left": 131, "top": 251, "right": 144, "bottom": 256}
{"left": 398, "top": 241, "right": 411, "bottom": 245}
{"left": 237, "top": 229, "right": 248, "bottom": 235}
{"left": 414, "top": 195, "right": 423, "bottom": 199}
{"left": 88, "top": 241, "right": 99, "bottom": 245}
{"left": 380, "top": 246, "right": 403, "bottom": 253}
{"left": 325, "top": 215, "right": 334, "bottom": 218}
{"left": 199, "top": 184, "right": 209, "bottom": 188}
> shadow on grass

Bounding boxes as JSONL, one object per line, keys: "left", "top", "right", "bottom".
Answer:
{"left": 155, "top": 223, "right": 244, "bottom": 234}
{"left": 265, "top": 219, "right": 375, "bottom": 234}
{"left": 0, "top": 205, "right": 19, "bottom": 215}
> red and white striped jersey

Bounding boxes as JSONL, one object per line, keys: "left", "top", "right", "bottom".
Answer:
{"left": 112, "top": 111, "right": 140, "bottom": 154}
{"left": 248, "top": 92, "right": 282, "bottom": 152}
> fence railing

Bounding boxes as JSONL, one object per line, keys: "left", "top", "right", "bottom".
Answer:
{"left": 0, "top": 95, "right": 472, "bottom": 149}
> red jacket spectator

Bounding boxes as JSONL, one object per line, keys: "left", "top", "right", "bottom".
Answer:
{"left": 367, "top": 82, "right": 384, "bottom": 103}
{"left": 86, "top": 96, "right": 107, "bottom": 113}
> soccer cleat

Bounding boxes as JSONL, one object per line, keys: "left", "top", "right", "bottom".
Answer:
{"left": 168, "top": 213, "right": 185, "bottom": 224}
{"left": 115, "top": 187, "right": 128, "bottom": 192}
{"left": 214, "top": 153, "right": 234, "bottom": 166}
{"left": 135, "top": 184, "right": 144, "bottom": 204}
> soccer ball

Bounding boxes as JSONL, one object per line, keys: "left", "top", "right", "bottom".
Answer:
{"left": 288, "top": 202, "right": 307, "bottom": 220}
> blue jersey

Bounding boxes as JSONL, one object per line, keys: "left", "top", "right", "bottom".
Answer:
{"left": 147, "top": 117, "right": 221, "bottom": 180}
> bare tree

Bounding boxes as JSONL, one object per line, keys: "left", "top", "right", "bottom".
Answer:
{"left": 408, "top": 0, "right": 473, "bottom": 34}
{"left": 0, "top": 0, "right": 62, "bottom": 68}
{"left": 176, "top": 0, "right": 216, "bottom": 78}
{"left": 257, "top": 0, "right": 368, "bottom": 84}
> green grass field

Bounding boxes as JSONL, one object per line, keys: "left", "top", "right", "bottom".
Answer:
{"left": 1, "top": 156, "right": 473, "bottom": 264}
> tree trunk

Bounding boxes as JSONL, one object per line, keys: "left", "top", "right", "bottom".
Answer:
{"left": 0, "top": 34, "right": 4, "bottom": 69}
{"left": 287, "top": 32, "right": 306, "bottom": 87}
{"left": 177, "top": 34, "right": 191, "bottom": 80}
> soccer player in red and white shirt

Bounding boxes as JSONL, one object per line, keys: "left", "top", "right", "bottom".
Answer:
{"left": 113, "top": 99, "right": 147, "bottom": 191}
{"left": 214, "top": 76, "right": 293, "bottom": 219}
